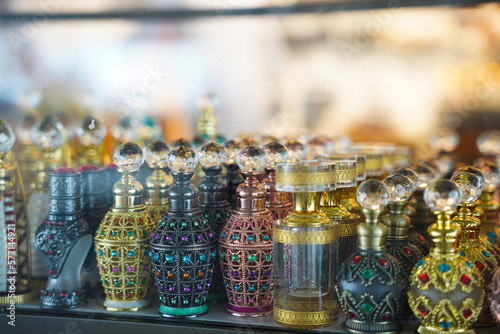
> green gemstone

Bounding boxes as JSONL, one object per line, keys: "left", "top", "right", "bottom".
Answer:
{"left": 114, "top": 281, "right": 119, "bottom": 285}
{"left": 183, "top": 300, "right": 189, "bottom": 305}
{"left": 248, "top": 254, "right": 256, "bottom": 262}
{"left": 194, "top": 222, "right": 199, "bottom": 226}
{"left": 361, "top": 302, "right": 374, "bottom": 313}
{"left": 361, "top": 269, "right": 374, "bottom": 280}
{"left": 265, "top": 254, "right": 272, "bottom": 261}
{"left": 220, "top": 252, "right": 225, "bottom": 258}
{"left": 205, "top": 214, "right": 209, "bottom": 218}
{"left": 141, "top": 279, "right": 147, "bottom": 284}
{"left": 128, "top": 280, "right": 134, "bottom": 285}
{"left": 128, "top": 231, "right": 133, "bottom": 236}
{"left": 182, "top": 222, "right": 187, "bottom": 227}
{"left": 170, "top": 222, "right": 175, "bottom": 227}
{"left": 195, "top": 298, "right": 200, "bottom": 303}
{"left": 171, "top": 299, "right": 177, "bottom": 304}
{"left": 143, "top": 230, "right": 147, "bottom": 236}
{"left": 100, "top": 231, "right": 104, "bottom": 235}
{"left": 112, "top": 231, "right": 117, "bottom": 236}
{"left": 104, "top": 280, "right": 108, "bottom": 284}
{"left": 216, "top": 213, "right": 221, "bottom": 218}
{"left": 232, "top": 254, "right": 238, "bottom": 261}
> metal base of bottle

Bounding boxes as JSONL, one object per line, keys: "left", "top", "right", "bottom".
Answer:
{"left": 159, "top": 304, "right": 208, "bottom": 318}
{"left": 417, "top": 326, "right": 475, "bottom": 334}
{"left": 103, "top": 297, "right": 152, "bottom": 311}
{"left": 343, "top": 318, "right": 402, "bottom": 334}
{"left": 227, "top": 304, "right": 273, "bottom": 317}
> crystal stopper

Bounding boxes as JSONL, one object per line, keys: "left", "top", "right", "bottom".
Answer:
{"left": 307, "top": 136, "right": 327, "bottom": 157}
{"left": 112, "top": 116, "right": 139, "bottom": 142}
{"left": 263, "top": 142, "right": 288, "bottom": 168}
{"left": 167, "top": 146, "right": 198, "bottom": 173}
{"left": 414, "top": 164, "right": 435, "bottom": 188}
{"left": 429, "top": 128, "right": 459, "bottom": 153}
{"left": 0, "top": 119, "right": 16, "bottom": 154}
{"left": 285, "top": 140, "right": 305, "bottom": 162}
{"left": 171, "top": 138, "right": 192, "bottom": 149}
{"left": 450, "top": 172, "right": 484, "bottom": 204}
{"left": 236, "top": 146, "right": 267, "bottom": 173}
{"left": 424, "top": 179, "right": 462, "bottom": 212}
{"left": 113, "top": 142, "right": 144, "bottom": 172}
{"left": 476, "top": 130, "right": 500, "bottom": 156}
{"left": 357, "top": 179, "right": 390, "bottom": 211}
{"left": 474, "top": 158, "right": 500, "bottom": 192}
{"left": 77, "top": 115, "right": 106, "bottom": 146}
{"left": 198, "top": 142, "right": 225, "bottom": 168}
{"left": 144, "top": 140, "right": 170, "bottom": 169}
{"left": 16, "top": 114, "right": 36, "bottom": 145}
{"left": 390, "top": 168, "right": 418, "bottom": 188}
{"left": 383, "top": 174, "right": 414, "bottom": 203}
{"left": 31, "top": 115, "right": 65, "bottom": 150}
{"left": 224, "top": 140, "right": 241, "bottom": 165}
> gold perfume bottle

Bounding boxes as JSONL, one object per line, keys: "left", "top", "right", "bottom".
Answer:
{"left": 0, "top": 119, "right": 39, "bottom": 305}
{"left": 408, "top": 180, "right": 484, "bottom": 334}
{"left": 15, "top": 114, "right": 40, "bottom": 199}
{"left": 274, "top": 161, "right": 339, "bottom": 329}
{"left": 143, "top": 140, "right": 172, "bottom": 224}
{"left": 95, "top": 143, "right": 155, "bottom": 311}
{"left": 197, "top": 94, "right": 218, "bottom": 140}
{"left": 74, "top": 115, "right": 106, "bottom": 167}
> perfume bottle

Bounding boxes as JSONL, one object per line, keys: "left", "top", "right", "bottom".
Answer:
{"left": 336, "top": 179, "right": 406, "bottom": 334}
{"left": 262, "top": 142, "right": 293, "bottom": 221}
{"left": 411, "top": 164, "right": 436, "bottom": 238}
{"left": 94, "top": 143, "right": 155, "bottom": 311}
{"left": 284, "top": 140, "right": 306, "bottom": 163}
{"left": 380, "top": 173, "right": 423, "bottom": 318}
{"left": 219, "top": 146, "right": 274, "bottom": 316}
{"left": 149, "top": 146, "right": 217, "bottom": 317}
{"left": 408, "top": 179, "right": 484, "bottom": 334}
{"left": 0, "top": 119, "right": 38, "bottom": 305}
{"left": 28, "top": 115, "right": 65, "bottom": 281}
{"left": 197, "top": 142, "right": 232, "bottom": 301}
{"left": 74, "top": 116, "right": 106, "bottom": 167}
{"left": 451, "top": 170, "right": 499, "bottom": 327}
{"left": 143, "top": 140, "right": 172, "bottom": 224}
{"left": 474, "top": 159, "right": 500, "bottom": 246}
{"left": 339, "top": 154, "right": 366, "bottom": 219}
{"left": 222, "top": 140, "right": 243, "bottom": 210}
{"left": 16, "top": 113, "right": 40, "bottom": 198}
{"left": 319, "top": 157, "right": 359, "bottom": 265}
{"left": 197, "top": 94, "right": 218, "bottom": 140}
{"left": 79, "top": 164, "right": 108, "bottom": 295}
{"left": 274, "top": 161, "right": 339, "bottom": 329}
{"left": 35, "top": 167, "right": 92, "bottom": 308}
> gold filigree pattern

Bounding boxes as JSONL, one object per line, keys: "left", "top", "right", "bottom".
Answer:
{"left": 274, "top": 303, "right": 338, "bottom": 327}
{"left": 339, "top": 221, "right": 358, "bottom": 237}
{"left": 276, "top": 171, "right": 335, "bottom": 188}
{"left": 274, "top": 228, "right": 338, "bottom": 245}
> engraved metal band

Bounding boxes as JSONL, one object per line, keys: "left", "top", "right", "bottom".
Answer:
{"left": 274, "top": 307, "right": 338, "bottom": 326}
{"left": 274, "top": 229, "right": 338, "bottom": 245}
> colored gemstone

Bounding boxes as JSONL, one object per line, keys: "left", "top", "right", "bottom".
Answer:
{"left": 249, "top": 286, "right": 255, "bottom": 292}
{"left": 488, "top": 231, "right": 497, "bottom": 238}
{"left": 183, "top": 287, "right": 190, "bottom": 292}
{"left": 439, "top": 322, "right": 451, "bottom": 329}
{"left": 417, "top": 304, "right": 429, "bottom": 316}
{"left": 404, "top": 247, "right": 413, "bottom": 255}
{"left": 419, "top": 236, "right": 424, "bottom": 242}
{"left": 127, "top": 231, "right": 133, "bottom": 236}
{"left": 171, "top": 299, "right": 177, "bottom": 304}
{"left": 474, "top": 261, "right": 485, "bottom": 271}
{"left": 263, "top": 285, "right": 268, "bottom": 290}
{"left": 168, "top": 272, "right": 173, "bottom": 278}
{"left": 263, "top": 235, "right": 269, "bottom": 241}
{"left": 99, "top": 250, "right": 103, "bottom": 256}
{"left": 418, "top": 273, "right": 430, "bottom": 284}
{"left": 463, "top": 307, "right": 473, "bottom": 319}
{"left": 198, "top": 235, "right": 203, "bottom": 240}
{"left": 438, "top": 264, "right": 451, "bottom": 272}
{"left": 182, "top": 222, "right": 187, "bottom": 227}
{"left": 127, "top": 280, "right": 134, "bottom": 285}
{"left": 483, "top": 250, "right": 491, "bottom": 258}
{"left": 347, "top": 312, "right": 357, "bottom": 319}
{"left": 465, "top": 261, "right": 473, "bottom": 268}
{"left": 361, "top": 302, "right": 374, "bottom": 313}
{"left": 114, "top": 281, "right": 119, "bottom": 285}
{"left": 112, "top": 231, "right": 117, "bottom": 236}
{"left": 234, "top": 272, "right": 239, "bottom": 276}
{"left": 222, "top": 233, "right": 226, "bottom": 238}
{"left": 351, "top": 256, "right": 360, "bottom": 264}
{"left": 265, "top": 254, "right": 272, "bottom": 261}
{"left": 211, "top": 251, "right": 216, "bottom": 258}
{"left": 235, "top": 285, "right": 240, "bottom": 290}
{"left": 381, "top": 314, "right": 391, "bottom": 321}
{"left": 200, "top": 254, "right": 206, "bottom": 261}
{"left": 127, "top": 250, "right": 135, "bottom": 257}
{"left": 195, "top": 298, "right": 200, "bottom": 303}
{"left": 460, "top": 274, "right": 471, "bottom": 285}
{"left": 264, "top": 271, "right": 270, "bottom": 276}
{"left": 361, "top": 268, "right": 374, "bottom": 279}
{"left": 182, "top": 236, "right": 188, "bottom": 241}
{"left": 249, "top": 272, "right": 255, "bottom": 277}
{"left": 183, "top": 256, "right": 190, "bottom": 264}
{"left": 232, "top": 254, "right": 238, "bottom": 261}
{"left": 247, "top": 236, "right": 253, "bottom": 241}
{"left": 153, "top": 254, "right": 159, "bottom": 261}
{"left": 379, "top": 258, "right": 389, "bottom": 267}
{"left": 460, "top": 251, "right": 465, "bottom": 256}
{"left": 248, "top": 254, "right": 256, "bottom": 262}
{"left": 183, "top": 273, "right": 189, "bottom": 278}
{"left": 166, "top": 255, "right": 173, "bottom": 263}
{"left": 198, "top": 271, "right": 204, "bottom": 277}
{"left": 232, "top": 235, "right": 237, "bottom": 240}
{"left": 220, "top": 252, "right": 225, "bottom": 258}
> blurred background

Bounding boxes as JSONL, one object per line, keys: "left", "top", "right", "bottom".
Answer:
{"left": 1, "top": 0, "right": 500, "bottom": 163}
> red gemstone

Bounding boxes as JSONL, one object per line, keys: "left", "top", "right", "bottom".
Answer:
{"left": 474, "top": 261, "right": 485, "bottom": 271}
{"left": 48, "top": 235, "right": 54, "bottom": 239}
{"left": 351, "top": 256, "right": 360, "bottom": 264}
{"left": 419, "top": 236, "right": 424, "bottom": 242}
{"left": 61, "top": 293, "right": 67, "bottom": 297}
{"left": 417, "top": 304, "right": 429, "bottom": 316}
{"left": 49, "top": 270, "right": 55, "bottom": 274}
{"left": 460, "top": 274, "right": 471, "bottom": 285}
{"left": 404, "top": 247, "right": 413, "bottom": 255}
{"left": 115, "top": 294, "right": 120, "bottom": 297}
{"left": 48, "top": 292, "right": 53, "bottom": 296}
{"left": 418, "top": 273, "right": 430, "bottom": 284}
{"left": 48, "top": 249, "right": 54, "bottom": 254}
{"left": 74, "top": 291, "right": 79, "bottom": 296}
{"left": 462, "top": 307, "right": 473, "bottom": 319}
{"left": 379, "top": 258, "right": 389, "bottom": 267}
{"left": 381, "top": 314, "right": 391, "bottom": 321}
{"left": 348, "top": 312, "right": 357, "bottom": 319}
{"left": 60, "top": 222, "right": 65, "bottom": 226}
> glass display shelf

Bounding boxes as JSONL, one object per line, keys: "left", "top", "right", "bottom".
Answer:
{"left": 0, "top": 0, "right": 496, "bottom": 21}
{"left": 1, "top": 298, "right": 499, "bottom": 334}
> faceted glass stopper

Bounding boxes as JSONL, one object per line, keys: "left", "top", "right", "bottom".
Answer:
{"left": 307, "top": 136, "right": 327, "bottom": 157}
{"left": 451, "top": 171, "right": 484, "bottom": 204}
{"left": 224, "top": 140, "right": 241, "bottom": 164}
{"left": 390, "top": 167, "right": 418, "bottom": 188}
{"left": 238, "top": 136, "right": 258, "bottom": 147}
{"left": 477, "top": 130, "right": 500, "bottom": 155}
{"left": 198, "top": 142, "right": 225, "bottom": 168}
{"left": 171, "top": 138, "right": 192, "bottom": 149}
{"left": 474, "top": 158, "right": 500, "bottom": 191}
{"left": 414, "top": 164, "right": 435, "bottom": 188}
{"left": 16, "top": 114, "right": 36, "bottom": 145}
{"left": 236, "top": 146, "right": 267, "bottom": 173}
{"left": 429, "top": 128, "right": 459, "bottom": 152}
{"left": 285, "top": 140, "right": 305, "bottom": 162}
{"left": 112, "top": 116, "right": 140, "bottom": 142}
{"left": 424, "top": 179, "right": 462, "bottom": 212}
{"left": 144, "top": 140, "right": 170, "bottom": 169}
{"left": 31, "top": 115, "right": 65, "bottom": 150}
{"left": 77, "top": 115, "right": 106, "bottom": 146}
{"left": 455, "top": 166, "right": 485, "bottom": 185}
{"left": 263, "top": 142, "right": 288, "bottom": 168}
{"left": 0, "top": 119, "right": 16, "bottom": 154}
{"left": 357, "top": 179, "right": 390, "bottom": 211}
{"left": 167, "top": 146, "right": 198, "bottom": 173}
{"left": 383, "top": 174, "right": 414, "bottom": 203}
{"left": 335, "top": 135, "right": 352, "bottom": 154}
{"left": 113, "top": 142, "right": 144, "bottom": 172}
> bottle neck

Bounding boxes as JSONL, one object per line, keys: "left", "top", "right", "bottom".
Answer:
{"left": 112, "top": 172, "right": 145, "bottom": 211}
{"left": 168, "top": 172, "right": 199, "bottom": 213}
{"left": 381, "top": 202, "right": 410, "bottom": 239}
{"left": 293, "top": 192, "right": 322, "bottom": 213}
{"left": 199, "top": 166, "right": 228, "bottom": 205}
{"left": 236, "top": 171, "right": 266, "bottom": 213}
{"left": 263, "top": 167, "right": 291, "bottom": 208}
{"left": 358, "top": 208, "right": 387, "bottom": 251}
{"left": 145, "top": 168, "right": 170, "bottom": 206}
{"left": 429, "top": 212, "right": 461, "bottom": 255}
{"left": 453, "top": 204, "right": 480, "bottom": 241}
